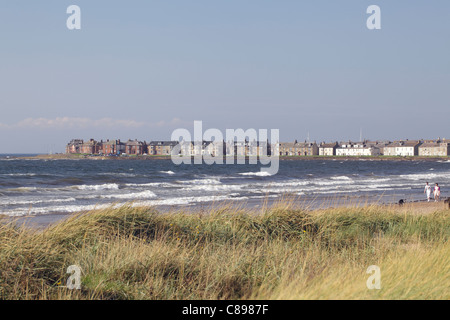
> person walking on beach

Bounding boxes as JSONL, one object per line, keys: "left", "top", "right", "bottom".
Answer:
{"left": 434, "top": 183, "right": 441, "bottom": 202}
{"left": 424, "top": 182, "right": 432, "bottom": 202}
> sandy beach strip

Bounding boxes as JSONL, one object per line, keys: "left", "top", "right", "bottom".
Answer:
{"left": 3, "top": 195, "right": 448, "bottom": 230}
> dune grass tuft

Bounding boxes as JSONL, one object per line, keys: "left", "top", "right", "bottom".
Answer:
{"left": 0, "top": 201, "right": 448, "bottom": 300}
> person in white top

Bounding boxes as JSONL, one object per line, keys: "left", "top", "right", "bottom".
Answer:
{"left": 434, "top": 183, "right": 441, "bottom": 202}
{"left": 424, "top": 182, "right": 432, "bottom": 202}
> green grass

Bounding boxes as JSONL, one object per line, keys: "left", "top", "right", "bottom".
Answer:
{"left": 0, "top": 202, "right": 448, "bottom": 300}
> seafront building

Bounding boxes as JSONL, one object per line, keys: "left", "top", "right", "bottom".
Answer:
{"left": 148, "top": 141, "right": 179, "bottom": 156}
{"left": 336, "top": 142, "right": 381, "bottom": 156}
{"left": 384, "top": 140, "right": 421, "bottom": 157}
{"left": 319, "top": 142, "right": 339, "bottom": 156}
{"left": 418, "top": 139, "right": 450, "bottom": 157}
{"left": 365, "top": 140, "right": 391, "bottom": 155}
{"left": 102, "top": 139, "right": 126, "bottom": 155}
{"left": 80, "top": 139, "right": 101, "bottom": 154}
{"left": 125, "top": 139, "right": 147, "bottom": 155}
{"left": 279, "top": 141, "right": 319, "bottom": 156}
{"left": 65, "top": 139, "right": 83, "bottom": 154}
{"left": 65, "top": 138, "right": 449, "bottom": 157}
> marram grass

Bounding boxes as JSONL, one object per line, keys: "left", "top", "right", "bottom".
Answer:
{"left": 0, "top": 201, "right": 448, "bottom": 300}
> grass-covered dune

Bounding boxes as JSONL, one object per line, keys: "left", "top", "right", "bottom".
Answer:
{"left": 0, "top": 202, "right": 449, "bottom": 300}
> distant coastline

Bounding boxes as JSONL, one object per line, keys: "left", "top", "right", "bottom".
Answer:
{"left": 11, "top": 153, "right": 450, "bottom": 161}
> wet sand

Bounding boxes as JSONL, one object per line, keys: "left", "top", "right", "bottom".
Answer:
{"left": 388, "top": 200, "right": 449, "bottom": 215}
{"left": 3, "top": 213, "right": 72, "bottom": 230}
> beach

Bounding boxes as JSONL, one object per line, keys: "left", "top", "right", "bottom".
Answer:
{"left": 5, "top": 195, "right": 448, "bottom": 230}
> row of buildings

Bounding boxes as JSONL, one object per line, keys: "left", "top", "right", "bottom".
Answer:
{"left": 66, "top": 138, "right": 450, "bottom": 157}
{"left": 66, "top": 139, "right": 178, "bottom": 156}
{"left": 66, "top": 139, "right": 270, "bottom": 157}
{"left": 282, "top": 139, "right": 450, "bottom": 157}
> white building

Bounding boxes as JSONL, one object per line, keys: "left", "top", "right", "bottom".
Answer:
{"left": 384, "top": 141, "right": 421, "bottom": 156}
{"left": 336, "top": 142, "right": 381, "bottom": 156}
{"left": 319, "top": 142, "right": 338, "bottom": 156}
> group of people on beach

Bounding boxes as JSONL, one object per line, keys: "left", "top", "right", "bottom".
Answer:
{"left": 424, "top": 182, "right": 441, "bottom": 202}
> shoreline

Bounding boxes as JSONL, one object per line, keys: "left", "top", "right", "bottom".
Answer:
{"left": 8, "top": 154, "right": 450, "bottom": 161}
{"left": 4, "top": 194, "right": 448, "bottom": 230}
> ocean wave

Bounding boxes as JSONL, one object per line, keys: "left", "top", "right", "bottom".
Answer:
{"left": 398, "top": 172, "right": 450, "bottom": 181}
{"left": 263, "top": 180, "right": 310, "bottom": 187}
{"left": 76, "top": 183, "right": 120, "bottom": 191}
{"left": 330, "top": 176, "right": 353, "bottom": 180}
{"left": 1, "top": 194, "right": 252, "bottom": 217}
{"left": 306, "top": 188, "right": 399, "bottom": 195}
{"left": 125, "top": 182, "right": 176, "bottom": 188}
{"left": 0, "top": 197, "right": 76, "bottom": 206}
{"left": 137, "top": 194, "right": 249, "bottom": 207}
{"left": 3, "top": 187, "right": 38, "bottom": 193}
{"left": 182, "top": 184, "right": 243, "bottom": 192}
{"left": 177, "top": 178, "right": 221, "bottom": 185}
{"left": 357, "top": 178, "right": 391, "bottom": 183}
{"left": 239, "top": 171, "right": 273, "bottom": 177}
{"left": 0, "top": 173, "right": 37, "bottom": 177}
{"left": 160, "top": 171, "right": 175, "bottom": 175}
{"left": 258, "top": 181, "right": 412, "bottom": 195}
{"left": 98, "top": 172, "right": 137, "bottom": 177}
{"left": 311, "top": 180, "right": 354, "bottom": 186}
{"left": 100, "top": 190, "right": 157, "bottom": 200}
{"left": 2, "top": 204, "right": 112, "bottom": 216}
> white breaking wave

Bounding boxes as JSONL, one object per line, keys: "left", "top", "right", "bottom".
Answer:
{"left": 262, "top": 180, "right": 310, "bottom": 187}
{"left": 312, "top": 180, "right": 354, "bottom": 186}
{"left": 330, "top": 176, "right": 352, "bottom": 180}
{"left": 178, "top": 178, "right": 221, "bottom": 185}
{"left": 137, "top": 194, "right": 249, "bottom": 207}
{"left": 160, "top": 171, "right": 175, "bottom": 175}
{"left": 239, "top": 171, "right": 273, "bottom": 177}
{"left": 2, "top": 204, "right": 110, "bottom": 216}
{"left": 100, "top": 190, "right": 157, "bottom": 200}
{"left": 398, "top": 171, "right": 450, "bottom": 181}
{"left": 0, "top": 197, "right": 76, "bottom": 206}
{"left": 3, "top": 187, "right": 38, "bottom": 193}
{"left": 182, "top": 184, "right": 243, "bottom": 192}
{"left": 77, "top": 183, "right": 120, "bottom": 191}
{"left": 5, "top": 194, "right": 253, "bottom": 216}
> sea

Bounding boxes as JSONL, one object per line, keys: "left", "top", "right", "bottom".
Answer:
{"left": 0, "top": 154, "right": 449, "bottom": 217}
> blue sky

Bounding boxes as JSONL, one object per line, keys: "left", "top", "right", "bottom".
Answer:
{"left": 0, "top": 1, "right": 449, "bottom": 153}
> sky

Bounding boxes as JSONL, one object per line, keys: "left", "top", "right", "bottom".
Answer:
{"left": 0, "top": 0, "right": 449, "bottom": 153}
